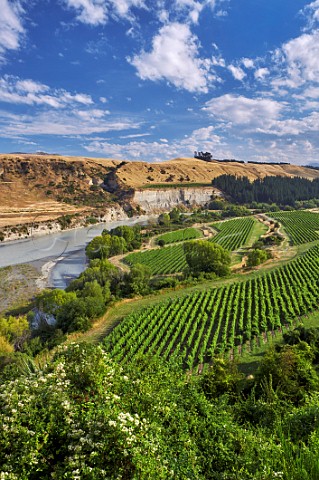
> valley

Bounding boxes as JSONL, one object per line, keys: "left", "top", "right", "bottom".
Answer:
{"left": 2, "top": 155, "right": 319, "bottom": 479}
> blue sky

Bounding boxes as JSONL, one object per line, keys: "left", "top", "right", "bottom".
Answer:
{"left": 0, "top": 0, "right": 319, "bottom": 163}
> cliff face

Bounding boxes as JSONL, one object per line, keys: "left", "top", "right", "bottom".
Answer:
{"left": 132, "top": 187, "right": 222, "bottom": 211}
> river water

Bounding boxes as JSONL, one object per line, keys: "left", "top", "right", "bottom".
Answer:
{"left": 0, "top": 215, "right": 155, "bottom": 289}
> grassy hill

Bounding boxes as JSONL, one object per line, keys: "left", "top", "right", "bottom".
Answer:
{"left": 1, "top": 153, "right": 319, "bottom": 228}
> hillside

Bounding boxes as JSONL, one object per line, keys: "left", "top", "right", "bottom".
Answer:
{"left": 103, "top": 157, "right": 319, "bottom": 189}
{"left": 0, "top": 154, "right": 120, "bottom": 228}
{"left": 1, "top": 153, "right": 319, "bottom": 228}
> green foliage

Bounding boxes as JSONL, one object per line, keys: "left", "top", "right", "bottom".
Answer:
{"left": 124, "top": 263, "right": 151, "bottom": 296}
{"left": 256, "top": 343, "right": 319, "bottom": 404}
{"left": 158, "top": 212, "right": 170, "bottom": 226}
{"left": 184, "top": 240, "right": 231, "bottom": 276}
{"left": 3, "top": 342, "right": 319, "bottom": 479}
{"left": 85, "top": 233, "right": 127, "bottom": 260}
{"left": 213, "top": 174, "right": 319, "bottom": 206}
{"left": 201, "top": 357, "right": 244, "bottom": 398}
{"left": 36, "top": 289, "right": 77, "bottom": 316}
{"left": 168, "top": 207, "right": 181, "bottom": 223}
{"left": 109, "top": 225, "right": 142, "bottom": 251}
{"left": 246, "top": 248, "right": 269, "bottom": 267}
{"left": 0, "top": 315, "right": 29, "bottom": 344}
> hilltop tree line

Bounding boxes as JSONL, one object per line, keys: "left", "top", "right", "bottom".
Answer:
{"left": 212, "top": 175, "right": 319, "bottom": 206}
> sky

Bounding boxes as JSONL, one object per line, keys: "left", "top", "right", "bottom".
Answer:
{"left": 0, "top": 0, "right": 319, "bottom": 164}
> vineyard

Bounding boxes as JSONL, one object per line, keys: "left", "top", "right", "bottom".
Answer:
{"left": 124, "top": 244, "right": 188, "bottom": 275}
{"left": 105, "top": 243, "right": 319, "bottom": 369}
{"left": 209, "top": 217, "right": 255, "bottom": 250}
{"left": 156, "top": 227, "right": 202, "bottom": 244}
{"left": 124, "top": 217, "right": 257, "bottom": 275}
{"left": 269, "top": 210, "right": 319, "bottom": 245}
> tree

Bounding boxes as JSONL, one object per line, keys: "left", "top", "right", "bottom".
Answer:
{"left": 246, "top": 249, "right": 268, "bottom": 267}
{"left": 183, "top": 240, "right": 231, "bottom": 276}
{"left": 85, "top": 235, "right": 111, "bottom": 259}
{"left": 125, "top": 263, "right": 151, "bottom": 296}
{"left": 158, "top": 213, "right": 170, "bottom": 226}
{"left": 86, "top": 234, "right": 128, "bottom": 260}
{"left": 169, "top": 208, "right": 181, "bottom": 223}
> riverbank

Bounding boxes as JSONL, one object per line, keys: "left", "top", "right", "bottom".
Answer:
{"left": 0, "top": 263, "right": 41, "bottom": 315}
{"left": 0, "top": 205, "right": 128, "bottom": 243}
{"left": 0, "top": 215, "right": 158, "bottom": 310}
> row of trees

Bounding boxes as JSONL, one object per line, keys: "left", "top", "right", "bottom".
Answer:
{"left": 212, "top": 174, "right": 319, "bottom": 206}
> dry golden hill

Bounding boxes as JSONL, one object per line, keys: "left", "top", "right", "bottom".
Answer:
{"left": 0, "top": 154, "right": 120, "bottom": 227}
{"left": 1, "top": 153, "right": 319, "bottom": 229}
{"left": 107, "top": 157, "right": 319, "bottom": 189}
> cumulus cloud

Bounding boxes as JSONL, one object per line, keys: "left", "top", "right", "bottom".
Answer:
{"left": 203, "top": 94, "right": 284, "bottom": 127}
{"left": 256, "top": 111, "right": 319, "bottom": 137}
{"left": 129, "top": 22, "right": 214, "bottom": 93}
{"left": 302, "top": 0, "right": 319, "bottom": 28}
{"left": 227, "top": 65, "right": 246, "bottom": 81}
{"left": 109, "top": 0, "right": 146, "bottom": 19}
{"left": 63, "top": 0, "right": 146, "bottom": 25}
{"left": 0, "top": 75, "right": 93, "bottom": 108}
{"left": 0, "top": 0, "right": 25, "bottom": 61}
{"left": 274, "top": 30, "right": 319, "bottom": 88}
{"left": 63, "top": 0, "right": 108, "bottom": 25}
{"left": 174, "top": 0, "right": 204, "bottom": 24}
{"left": 254, "top": 67, "right": 269, "bottom": 80}
{"left": 241, "top": 58, "right": 254, "bottom": 69}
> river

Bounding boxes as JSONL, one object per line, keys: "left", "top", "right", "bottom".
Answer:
{"left": 0, "top": 215, "right": 156, "bottom": 289}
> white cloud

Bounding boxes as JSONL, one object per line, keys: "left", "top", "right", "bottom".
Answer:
{"left": 174, "top": 0, "right": 204, "bottom": 24}
{"left": 203, "top": 94, "right": 284, "bottom": 127}
{"left": 0, "top": 75, "right": 93, "bottom": 108}
{"left": 227, "top": 65, "right": 246, "bottom": 81}
{"left": 242, "top": 58, "right": 254, "bottom": 69}
{"left": 256, "top": 111, "right": 319, "bottom": 137}
{"left": 276, "top": 30, "right": 319, "bottom": 88}
{"left": 109, "top": 0, "right": 146, "bottom": 19}
{"left": 303, "top": 86, "right": 319, "bottom": 98}
{"left": 84, "top": 125, "right": 222, "bottom": 161}
{"left": 120, "top": 132, "right": 151, "bottom": 138}
{"left": 211, "top": 55, "right": 225, "bottom": 67}
{"left": 129, "top": 22, "right": 214, "bottom": 93}
{"left": 0, "top": 0, "right": 25, "bottom": 61}
{"left": 0, "top": 109, "right": 141, "bottom": 136}
{"left": 63, "top": 0, "right": 108, "bottom": 25}
{"left": 303, "top": 0, "right": 319, "bottom": 28}
{"left": 63, "top": 0, "right": 146, "bottom": 25}
{"left": 254, "top": 67, "right": 269, "bottom": 80}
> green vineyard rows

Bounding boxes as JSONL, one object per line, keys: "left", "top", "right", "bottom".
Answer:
{"left": 156, "top": 227, "right": 202, "bottom": 244}
{"left": 124, "top": 244, "right": 188, "bottom": 275}
{"left": 105, "top": 243, "right": 319, "bottom": 369}
{"left": 269, "top": 210, "right": 319, "bottom": 245}
{"left": 124, "top": 217, "right": 256, "bottom": 275}
{"left": 209, "top": 217, "right": 255, "bottom": 250}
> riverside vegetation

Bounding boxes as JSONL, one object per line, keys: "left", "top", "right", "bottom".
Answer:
{"left": 3, "top": 176, "right": 319, "bottom": 478}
